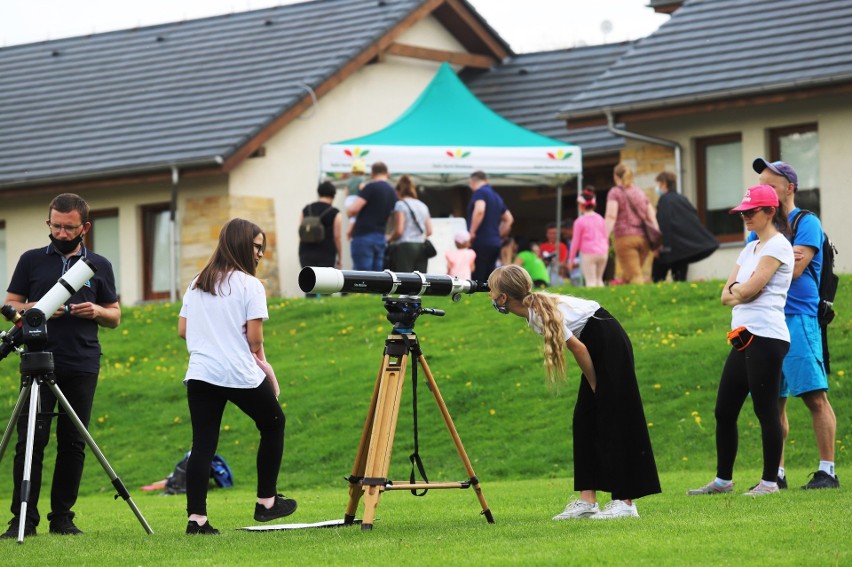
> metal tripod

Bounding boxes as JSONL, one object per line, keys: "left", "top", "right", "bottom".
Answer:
{"left": 343, "top": 296, "right": 494, "bottom": 531}
{"left": 0, "top": 350, "right": 153, "bottom": 543}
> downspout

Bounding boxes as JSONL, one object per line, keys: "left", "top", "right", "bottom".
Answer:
{"left": 604, "top": 110, "right": 682, "bottom": 193}
{"left": 170, "top": 166, "right": 179, "bottom": 303}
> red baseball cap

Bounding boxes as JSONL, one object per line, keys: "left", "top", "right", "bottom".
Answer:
{"left": 729, "top": 184, "right": 779, "bottom": 213}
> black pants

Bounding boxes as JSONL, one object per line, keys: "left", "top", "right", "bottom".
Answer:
{"left": 185, "top": 379, "right": 285, "bottom": 516}
{"left": 472, "top": 243, "right": 500, "bottom": 283}
{"left": 715, "top": 335, "right": 788, "bottom": 482}
{"left": 652, "top": 257, "right": 689, "bottom": 282}
{"left": 10, "top": 369, "right": 98, "bottom": 525}
{"left": 573, "top": 309, "right": 661, "bottom": 501}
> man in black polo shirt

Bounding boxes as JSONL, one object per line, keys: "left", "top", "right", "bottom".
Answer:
{"left": 2, "top": 193, "right": 120, "bottom": 538}
{"left": 347, "top": 161, "right": 398, "bottom": 271}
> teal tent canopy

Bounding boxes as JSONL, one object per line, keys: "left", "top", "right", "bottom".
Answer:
{"left": 321, "top": 62, "right": 581, "bottom": 186}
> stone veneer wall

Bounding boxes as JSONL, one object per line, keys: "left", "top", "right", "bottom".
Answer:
{"left": 181, "top": 195, "right": 279, "bottom": 296}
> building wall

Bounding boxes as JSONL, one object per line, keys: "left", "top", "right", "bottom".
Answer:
{"left": 229, "top": 15, "right": 467, "bottom": 296}
{"left": 616, "top": 91, "right": 851, "bottom": 281}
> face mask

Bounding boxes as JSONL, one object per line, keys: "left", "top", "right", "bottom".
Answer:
{"left": 655, "top": 185, "right": 663, "bottom": 196}
{"left": 492, "top": 298, "right": 509, "bottom": 315}
{"left": 49, "top": 234, "right": 83, "bottom": 255}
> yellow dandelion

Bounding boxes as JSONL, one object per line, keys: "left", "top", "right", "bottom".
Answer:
{"left": 465, "top": 381, "right": 472, "bottom": 388}
{"left": 489, "top": 409, "right": 496, "bottom": 416}
{"left": 122, "top": 330, "right": 129, "bottom": 335}
{"left": 173, "top": 416, "right": 181, "bottom": 424}
{"left": 682, "top": 456, "right": 689, "bottom": 462}
{"left": 691, "top": 411, "right": 699, "bottom": 416}
{"left": 694, "top": 416, "right": 702, "bottom": 425}
{"left": 647, "top": 422, "right": 654, "bottom": 427}
{"left": 837, "top": 370, "right": 845, "bottom": 377}
{"left": 224, "top": 425, "right": 231, "bottom": 431}
{"left": 654, "top": 384, "right": 661, "bottom": 389}
{"left": 97, "top": 417, "right": 105, "bottom": 423}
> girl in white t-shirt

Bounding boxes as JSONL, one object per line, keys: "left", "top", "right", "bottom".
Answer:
{"left": 487, "top": 265, "right": 660, "bottom": 520}
{"left": 178, "top": 219, "right": 296, "bottom": 534}
{"left": 689, "top": 184, "right": 793, "bottom": 498}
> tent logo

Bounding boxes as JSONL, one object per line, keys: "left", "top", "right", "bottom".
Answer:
{"left": 445, "top": 148, "right": 471, "bottom": 158}
{"left": 546, "top": 150, "right": 573, "bottom": 161}
{"left": 343, "top": 147, "right": 370, "bottom": 158}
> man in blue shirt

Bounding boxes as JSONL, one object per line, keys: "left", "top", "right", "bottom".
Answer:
{"left": 347, "top": 161, "right": 397, "bottom": 271}
{"left": 2, "top": 193, "right": 121, "bottom": 538}
{"left": 467, "top": 171, "right": 513, "bottom": 282}
{"left": 753, "top": 158, "right": 838, "bottom": 490}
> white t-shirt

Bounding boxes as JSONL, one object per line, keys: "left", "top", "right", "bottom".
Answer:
{"left": 394, "top": 198, "right": 430, "bottom": 243}
{"left": 527, "top": 295, "right": 601, "bottom": 341}
{"left": 180, "top": 270, "right": 268, "bottom": 388}
{"left": 731, "top": 233, "right": 793, "bottom": 342}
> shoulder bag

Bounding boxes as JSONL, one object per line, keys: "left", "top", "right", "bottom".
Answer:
{"left": 402, "top": 200, "right": 437, "bottom": 258}
{"left": 620, "top": 187, "right": 663, "bottom": 250}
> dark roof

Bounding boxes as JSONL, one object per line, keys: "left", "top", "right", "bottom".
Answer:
{"left": 559, "top": 0, "right": 852, "bottom": 120}
{"left": 464, "top": 42, "right": 633, "bottom": 156}
{"left": 0, "top": 0, "right": 508, "bottom": 188}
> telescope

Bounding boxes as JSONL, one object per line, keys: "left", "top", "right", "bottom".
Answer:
{"left": 0, "top": 257, "right": 97, "bottom": 360}
{"left": 298, "top": 267, "right": 489, "bottom": 300}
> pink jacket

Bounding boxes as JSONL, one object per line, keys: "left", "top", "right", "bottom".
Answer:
{"left": 568, "top": 212, "right": 608, "bottom": 266}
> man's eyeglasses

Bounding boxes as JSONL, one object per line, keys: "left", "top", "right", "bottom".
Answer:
{"left": 739, "top": 209, "right": 759, "bottom": 219}
{"left": 46, "top": 221, "right": 83, "bottom": 233}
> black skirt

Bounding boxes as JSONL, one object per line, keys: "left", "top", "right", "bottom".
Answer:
{"left": 572, "top": 308, "right": 661, "bottom": 500}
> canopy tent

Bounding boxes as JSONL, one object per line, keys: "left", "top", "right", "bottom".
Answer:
{"left": 320, "top": 62, "right": 582, "bottom": 187}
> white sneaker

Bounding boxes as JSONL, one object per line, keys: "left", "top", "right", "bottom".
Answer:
{"left": 552, "top": 499, "right": 599, "bottom": 520}
{"left": 588, "top": 500, "right": 639, "bottom": 520}
{"left": 742, "top": 481, "right": 779, "bottom": 497}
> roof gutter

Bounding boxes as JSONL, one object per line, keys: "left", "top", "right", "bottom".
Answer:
{"left": 0, "top": 156, "right": 225, "bottom": 191}
{"left": 604, "top": 109, "right": 682, "bottom": 194}
{"left": 169, "top": 165, "right": 180, "bottom": 303}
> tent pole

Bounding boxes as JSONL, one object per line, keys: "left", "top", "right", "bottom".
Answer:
{"left": 555, "top": 185, "right": 563, "bottom": 280}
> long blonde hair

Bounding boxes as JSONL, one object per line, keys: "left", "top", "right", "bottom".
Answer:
{"left": 488, "top": 265, "right": 566, "bottom": 387}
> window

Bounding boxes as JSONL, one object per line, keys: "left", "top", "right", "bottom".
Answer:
{"left": 84, "top": 209, "right": 120, "bottom": 293}
{"left": 142, "top": 204, "right": 172, "bottom": 300}
{"left": 696, "top": 133, "right": 742, "bottom": 242}
{"left": 770, "top": 124, "right": 819, "bottom": 216}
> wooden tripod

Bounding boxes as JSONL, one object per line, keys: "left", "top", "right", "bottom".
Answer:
{"left": 343, "top": 331, "right": 494, "bottom": 531}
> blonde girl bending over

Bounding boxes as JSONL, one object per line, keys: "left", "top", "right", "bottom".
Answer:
{"left": 487, "top": 265, "right": 661, "bottom": 519}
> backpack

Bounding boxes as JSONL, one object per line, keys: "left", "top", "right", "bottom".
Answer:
{"left": 164, "top": 452, "right": 234, "bottom": 494}
{"left": 791, "top": 209, "right": 839, "bottom": 372}
{"left": 299, "top": 204, "right": 334, "bottom": 243}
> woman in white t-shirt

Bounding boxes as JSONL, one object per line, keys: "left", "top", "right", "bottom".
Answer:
{"left": 689, "top": 185, "right": 793, "bottom": 498}
{"left": 388, "top": 175, "right": 432, "bottom": 272}
{"left": 487, "top": 265, "right": 660, "bottom": 520}
{"left": 178, "top": 219, "right": 296, "bottom": 534}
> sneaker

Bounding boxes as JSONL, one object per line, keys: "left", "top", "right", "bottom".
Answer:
{"left": 254, "top": 494, "right": 297, "bottom": 522}
{"left": 801, "top": 471, "right": 840, "bottom": 490}
{"left": 552, "top": 499, "right": 600, "bottom": 520}
{"left": 743, "top": 481, "right": 779, "bottom": 496}
{"left": 0, "top": 518, "right": 36, "bottom": 539}
{"left": 687, "top": 481, "right": 734, "bottom": 495}
{"left": 49, "top": 516, "right": 83, "bottom": 535}
{"left": 186, "top": 520, "right": 219, "bottom": 535}
{"left": 588, "top": 500, "right": 639, "bottom": 520}
{"left": 749, "top": 475, "right": 787, "bottom": 492}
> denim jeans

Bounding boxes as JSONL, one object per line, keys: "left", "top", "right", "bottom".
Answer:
{"left": 351, "top": 232, "right": 386, "bottom": 272}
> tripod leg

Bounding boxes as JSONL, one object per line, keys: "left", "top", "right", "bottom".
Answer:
{"left": 15, "top": 381, "right": 41, "bottom": 543}
{"left": 47, "top": 381, "right": 154, "bottom": 535}
{"left": 0, "top": 381, "right": 32, "bottom": 465}
{"left": 359, "top": 350, "right": 408, "bottom": 531}
{"left": 344, "top": 363, "right": 384, "bottom": 525}
{"left": 417, "top": 354, "right": 495, "bottom": 524}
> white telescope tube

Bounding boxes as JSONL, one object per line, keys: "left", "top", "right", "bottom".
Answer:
{"left": 32, "top": 257, "right": 97, "bottom": 316}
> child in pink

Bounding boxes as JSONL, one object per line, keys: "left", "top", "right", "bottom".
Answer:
{"left": 569, "top": 189, "right": 609, "bottom": 287}
{"left": 446, "top": 230, "right": 477, "bottom": 279}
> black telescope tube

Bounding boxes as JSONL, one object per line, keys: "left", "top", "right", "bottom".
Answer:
{"left": 298, "top": 267, "right": 489, "bottom": 296}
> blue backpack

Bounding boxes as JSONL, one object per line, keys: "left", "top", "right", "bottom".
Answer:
{"left": 164, "top": 452, "right": 234, "bottom": 494}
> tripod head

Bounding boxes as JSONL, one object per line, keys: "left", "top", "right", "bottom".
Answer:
{"left": 383, "top": 296, "right": 444, "bottom": 334}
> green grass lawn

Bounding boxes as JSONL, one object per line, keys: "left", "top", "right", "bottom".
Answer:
{"left": 0, "top": 276, "right": 848, "bottom": 564}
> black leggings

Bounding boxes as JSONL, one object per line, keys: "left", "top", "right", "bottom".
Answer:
{"left": 715, "top": 335, "right": 788, "bottom": 482}
{"left": 185, "top": 379, "right": 285, "bottom": 516}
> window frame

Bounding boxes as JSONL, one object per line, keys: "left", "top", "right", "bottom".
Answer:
{"left": 695, "top": 132, "right": 743, "bottom": 243}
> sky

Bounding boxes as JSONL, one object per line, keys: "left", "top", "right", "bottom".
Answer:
{"left": 0, "top": 0, "right": 669, "bottom": 52}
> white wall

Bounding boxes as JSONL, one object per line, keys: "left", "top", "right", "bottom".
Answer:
{"left": 230, "top": 15, "right": 468, "bottom": 296}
